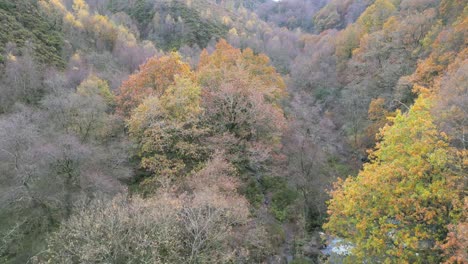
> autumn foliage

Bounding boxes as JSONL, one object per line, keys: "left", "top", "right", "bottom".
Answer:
{"left": 324, "top": 92, "right": 466, "bottom": 263}
{"left": 116, "top": 53, "right": 193, "bottom": 115}
{"left": 117, "top": 40, "right": 286, "bottom": 192}
{"left": 2, "top": 0, "right": 467, "bottom": 262}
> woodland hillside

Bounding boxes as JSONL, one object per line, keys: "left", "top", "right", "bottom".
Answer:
{"left": 0, "top": 0, "right": 466, "bottom": 263}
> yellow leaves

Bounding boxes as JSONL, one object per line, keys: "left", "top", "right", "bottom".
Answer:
{"left": 325, "top": 93, "right": 463, "bottom": 261}
{"left": 367, "top": 98, "right": 396, "bottom": 141}
{"left": 458, "top": 150, "right": 468, "bottom": 168}
{"left": 77, "top": 74, "right": 115, "bottom": 106}
{"left": 357, "top": 0, "right": 397, "bottom": 33}
{"left": 6, "top": 53, "right": 17, "bottom": 62}
{"left": 197, "top": 39, "right": 286, "bottom": 101}
{"left": 124, "top": 58, "right": 207, "bottom": 186}
{"left": 245, "top": 20, "right": 255, "bottom": 30}
{"left": 72, "top": 0, "right": 88, "bottom": 13}
{"left": 70, "top": 52, "right": 81, "bottom": 63}
{"left": 412, "top": 84, "right": 432, "bottom": 95}
{"left": 368, "top": 98, "right": 387, "bottom": 120}
{"left": 121, "top": 39, "right": 286, "bottom": 196}
{"left": 198, "top": 39, "right": 241, "bottom": 69}
{"left": 128, "top": 96, "right": 161, "bottom": 139}
{"left": 45, "top": 0, "right": 139, "bottom": 54}
{"left": 228, "top": 28, "right": 238, "bottom": 36}
{"left": 222, "top": 16, "right": 232, "bottom": 26}
{"left": 335, "top": 24, "right": 362, "bottom": 68}
{"left": 159, "top": 76, "right": 202, "bottom": 121}
{"left": 64, "top": 12, "right": 82, "bottom": 29}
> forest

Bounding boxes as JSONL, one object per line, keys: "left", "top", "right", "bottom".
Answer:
{"left": 0, "top": 0, "right": 466, "bottom": 263}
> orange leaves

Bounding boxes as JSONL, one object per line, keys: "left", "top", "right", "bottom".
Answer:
{"left": 197, "top": 39, "right": 285, "bottom": 98}
{"left": 116, "top": 53, "right": 193, "bottom": 116}
{"left": 440, "top": 198, "right": 468, "bottom": 264}
{"left": 198, "top": 39, "right": 241, "bottom": 69}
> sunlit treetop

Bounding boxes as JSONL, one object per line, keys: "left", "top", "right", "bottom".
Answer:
{"left": 116, "top": 52, "right": 194, "bottom": 116}
{"left": 197, "top": 39, "right": 286, "bottom": 99}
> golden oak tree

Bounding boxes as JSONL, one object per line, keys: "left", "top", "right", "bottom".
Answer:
{"left": 324, "top": 91, "right": 465, "bottom": 263}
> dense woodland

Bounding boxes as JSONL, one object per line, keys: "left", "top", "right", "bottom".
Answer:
{"left": 0, "top": 0, "right": 466, "bottom": 263}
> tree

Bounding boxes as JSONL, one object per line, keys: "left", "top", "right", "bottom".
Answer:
{"left": 324, "top": 92, "right": 465, "bottom": 263}
{"left": 76, "top": 74, "right": 115, "bottom": 107}
{"left": 197, "top": 40, "right": 286, "bottom": 172}
{"left": 364, "top": 97, "right": 395, "bottom": 148}
{"left": 37, "top": 154, "right": 264, "bottom": 263}
{"left": 198, "top": 40, "right": 285, "bottom": 93}
{"left": 178, "top": 152, "right": 251, "bottom": 263}
{"left": 313, "top": 0, "right": 374, "bottom": 32}
{"left": 128, "top": 76, "right": 209, "bottom": 189}
{"left": 283, "top": 96, "right": 348, "bottom": 229}
{"left": 291, "top": 32, "right": 339, "bottom": 95}
{"left": 357, "top": 0, "right": 397, "bottom": 33}
{"left": 43, "top": 76, "right": 120, "bottom": 142}
{"left": 440, "top": 201, "right": 468, "bottom": 264}
{"left": 35, "top": 195, "right": 185, "bottom": 264}
{"left": 255, "top": 0, "right": 325, "bottom": 32}
{"left": 0, "top": 47, "right": 43, "bottom": 112}
{"left": 334, "top": 24, "right": 362, "bottom": 75}
{"left": 411, "top": 10, "right": 466, "bottom": 88}
{"left": 0, "top": 106, "right": 130, "bottom": 262}
{"left": 338, "top": 7, "right": 438, "bottom": 150}
{"left": 433, "top": 48, "right": 467, "bottom": 150}
{"left": 116, "top": 52, "right": 193, "bottom": 116}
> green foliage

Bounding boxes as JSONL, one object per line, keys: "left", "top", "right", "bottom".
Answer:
{"left": 261, "top": 176, "right": 299, "bottom": 222}
{"left": 266, "top": 222, "right": 286, "bottom": 248}
{"left": 271, "top": 188, "right": 299, "bottom": 222}
{"left": 163, "top": 1, "right": 228, "bottom": 50}
{"left": 314, "top": 8, "right": 341, "bottom": 32}
{"left": 327, "top": 156, "right": 351, "bottom": 177}
{"left": 243, "top": 176, "right": 300, "bottom": 218}
{"left": 0, "top": 0, "right": 64, "bottom": 67}
{"left": 112, "top": 0, "right": 228, "bottom": 50}
{"left": 313, "top": 87, "right": 333, "bottom": 101}
{"left": 128, "top": 0, "right": 154, "bottom": 26}
{"left": 242, "top": 179, "right": 264, "bottom": 208}
{"left": 0, "top": 206, "right": 59, "bottom": 264}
